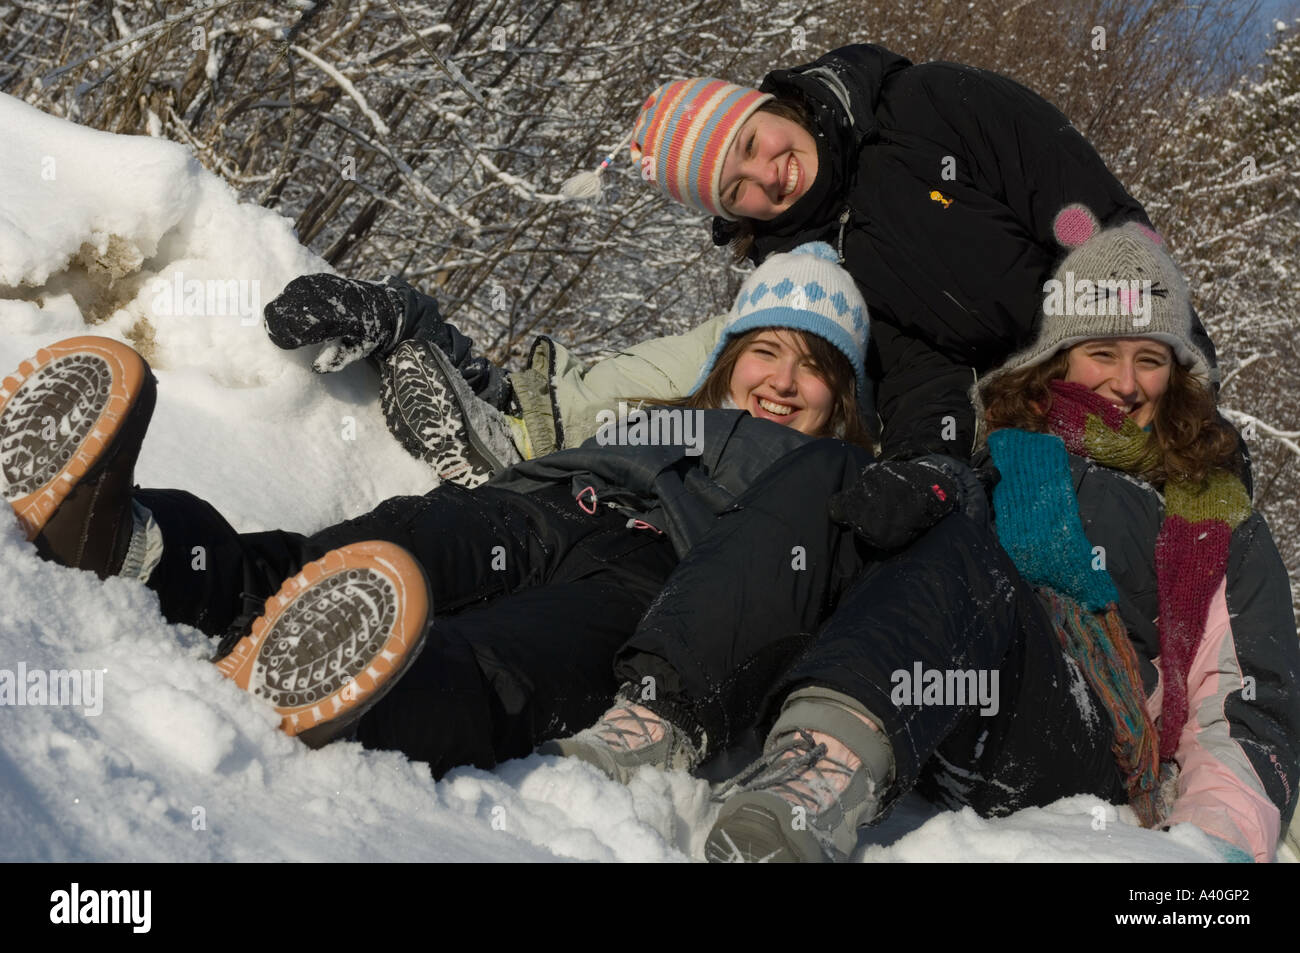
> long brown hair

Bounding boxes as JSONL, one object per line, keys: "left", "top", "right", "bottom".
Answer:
{"left": 980, "top": 349, "right": 1240, "bottom": 487}
{"left": 636, "top": 327, "right": 872, "bottom": 449}
{"left": 724, "top": 96, "right": 817, "bottom": 264}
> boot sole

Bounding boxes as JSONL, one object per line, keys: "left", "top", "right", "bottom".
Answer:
{"left": 215, "top": 541, "right": 433, "bottom": 748}
{"left": 1, "top": 336, "right": 150, "bottom": 541}
{"left": 381, "top": 341, "right": 496, "bottom": 487}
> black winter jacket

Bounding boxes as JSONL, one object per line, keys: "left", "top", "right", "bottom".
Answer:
{"left": 489, "top": 409, "right": 820, "bottom": 558}
{"left": 717, "top": 45, "right": 1218, "bottom": 459}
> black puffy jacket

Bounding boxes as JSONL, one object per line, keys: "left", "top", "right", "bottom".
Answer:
{"left": 716, "top": 45, "right": 1218, "bottom": 459}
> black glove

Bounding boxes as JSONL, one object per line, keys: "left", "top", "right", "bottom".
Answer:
{"left": 828, "top": 458, "right": 961, "bottom": 550}
{"left": 264, "top": 274, "right": 422, "bottom": 373}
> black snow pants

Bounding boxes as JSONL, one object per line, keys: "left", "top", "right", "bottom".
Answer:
{"left": 616, "top": 439, "right": 1127, "bottom": 818}
{"left": 135, "top": 483, "right": 677, "bottom": 778}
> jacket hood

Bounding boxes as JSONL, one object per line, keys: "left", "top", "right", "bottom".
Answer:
{"left": 712, "top": 44, "right": 914, "bottom": 252}
{"left": 763, "top": 44, "right": 912, "bottom": 140}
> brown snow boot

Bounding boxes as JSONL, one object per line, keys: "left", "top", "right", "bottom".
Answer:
{"left": 215, "top": 541, "right": 433, "bottom": 748}
{"left": 1, "top": 336, "right": 156, "bottom": 578}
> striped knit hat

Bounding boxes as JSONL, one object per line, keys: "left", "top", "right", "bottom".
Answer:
{"left": 695, "top": 241, "right": 869, "bottom": 399}
{"left": 629, "top": 78, "right": 773, "bottom": 219}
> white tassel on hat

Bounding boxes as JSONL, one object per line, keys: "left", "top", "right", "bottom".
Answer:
{"left": 560, "top": 130, "right": 634, "bottom": 201}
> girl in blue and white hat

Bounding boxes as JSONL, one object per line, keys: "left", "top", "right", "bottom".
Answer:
{"left": 2, "top": 244, "right": 872, "bottom": 779}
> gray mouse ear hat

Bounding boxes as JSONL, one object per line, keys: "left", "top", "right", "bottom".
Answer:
{"left": 974, "top": 204, "right": 1210, "bottom": 427}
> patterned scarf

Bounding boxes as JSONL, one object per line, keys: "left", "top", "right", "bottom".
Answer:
{"left": 989, "top": 380, "right": 1250, "bottom": 825}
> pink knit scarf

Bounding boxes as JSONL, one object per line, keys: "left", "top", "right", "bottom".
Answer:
{"left": 1046, "top": 381, "right": 1250, "bottom": 758}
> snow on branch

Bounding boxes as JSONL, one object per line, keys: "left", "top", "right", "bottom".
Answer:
{"left": 289, "top": 44, "right": 391, "bottom": 136}
{"left": 1221, "top": 408, "right": 1300, "bottom": 461}
{"left": 474, "top": 153, "right": 568, "bottom": 204}
{"left": 286, "top": 43, "right": 481, "bottom": 233}
{"left": 1218, "top": 352, "right": 1266, "bottom": 390}
{"left": 39, "top": 0, "right": 247, "bottom": 87}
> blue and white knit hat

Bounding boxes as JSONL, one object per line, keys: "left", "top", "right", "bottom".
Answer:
{"left": 695, "top": 241, "right": 870, "bottom": 399}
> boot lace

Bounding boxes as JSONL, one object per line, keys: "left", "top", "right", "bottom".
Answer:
{"left": 590, "top": 703, "right": 667, "bottom": 752}
{"left": 715, "top": 730, "right": 856, "bottom": 816}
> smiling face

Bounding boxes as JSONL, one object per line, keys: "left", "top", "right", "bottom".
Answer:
{"left": 727, "top": 329, "right": 835, "bottom": 435}
{"left": 1064, "top": 338, "right": 1174, "bottom": 428}
{"left": 719, "top": 110, "right": 819, "bottom": 221}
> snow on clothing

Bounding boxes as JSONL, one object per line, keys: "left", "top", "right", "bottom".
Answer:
{"left": 370, "top": 267, "right": 727, "bottom": 461}
{"left": 489, "top": 409, "right": 812, "bottom": 558}
{"left": 134, "top": 410, "right": 815, "bottom": 777}
{"left": 610, "top": 438, "right": 1298, "bottom": 860}
{"left": 382, "top": 276, "right": 512, "bottom": 410}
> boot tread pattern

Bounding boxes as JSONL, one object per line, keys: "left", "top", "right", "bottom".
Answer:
{"left": 215, "top": 541, "right": 431, "bottom": 741}
{"left": 1, "top": 338, "right": 146, "bottom": 540}
{"left": 380, "top": 343, "right": 493, "bottom": 488}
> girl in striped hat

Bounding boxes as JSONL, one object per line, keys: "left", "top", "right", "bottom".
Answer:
{"left": 274, "top": 45, "right": 1233, "bottom": 491}
{"left": 566, "top": 44, "right": 1228, "bottom": 466}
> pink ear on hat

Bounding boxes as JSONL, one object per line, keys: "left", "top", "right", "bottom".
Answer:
{"left": 1133, "top": 223, "right": 1164, "bottom": 245}
{"left": 1053, "top": 204, "right": 1100, "bottom": 248}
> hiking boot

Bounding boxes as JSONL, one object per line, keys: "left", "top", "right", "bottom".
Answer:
{"left": 1, "top": 336, "right": 156, "bottom": 578}
{"left": 380, "top": 339, "right": 521, "bottom": 488}
{"left": 539, "top": 700, "right": 703, "bottom": 784}
{"left": 214, "top": 540, "right": 433, "bottom": 749}
{"left": 704, "top": 692, "right": 892, "bottom": 863}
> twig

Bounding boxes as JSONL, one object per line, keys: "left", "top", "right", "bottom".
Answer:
{"left": 39, "top": 0, "right": 246, "bottom": 87}
{"left": 1221, "top": 408, "right": 1300, "bottom": 461}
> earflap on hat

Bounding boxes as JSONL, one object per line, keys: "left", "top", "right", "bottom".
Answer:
{"left": 559, "top": 83, "right": 672, "bottom": 202}
{"left": 560, "top": 128, "right": 635, "bottom": 201}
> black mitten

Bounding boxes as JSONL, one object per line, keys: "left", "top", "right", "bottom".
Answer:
{"left": 827, "top": 458, "right": 960, "bottom": 550}
{"left": 264, "top": 274, "right": 416, "bottom": 373}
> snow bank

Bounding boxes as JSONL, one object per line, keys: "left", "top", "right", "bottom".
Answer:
{"left": 0, "top": 94, "right": 1286, "bottom": 863}
{"left": 0, "top": 92, "right": 434, "bottom": 532}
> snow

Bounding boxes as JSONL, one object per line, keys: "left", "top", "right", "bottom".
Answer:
{"left": 0, "top": 93, "right": 1291, "bottom": 863}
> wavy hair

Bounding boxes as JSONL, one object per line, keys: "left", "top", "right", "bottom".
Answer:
{"left": 980, "top": 349, "right": 1240, "bottom": 487}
